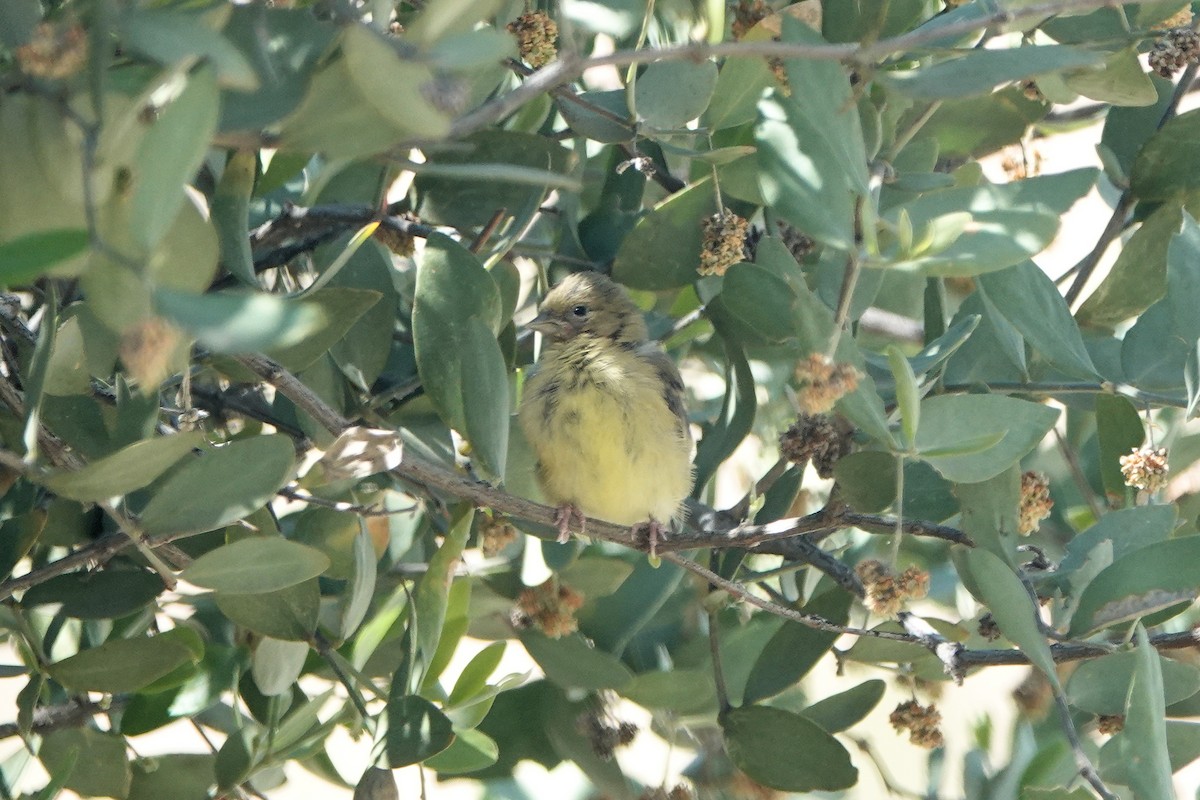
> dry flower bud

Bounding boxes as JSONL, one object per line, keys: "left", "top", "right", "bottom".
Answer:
{"left": 889, "top": 700, "right": 944, "bottom": 748}
{"left": 515, "top": 578, "right": 585, "bottom": 638}
{"left": 1018, "top": 471, "right": 1053, "bottom": 535}
{"left": 731, "top": 0, "right": 770, "bottom": 39}
{"left": 508, "top": 11, "right": 558, "bottom": 69}
{"left": 119, "top": 316, "right": 183, "bottom": 389}
{"left": 1119, "top": 446, "right": 1169, "bottom": 493}
{"left": 856, "top": 560, "right": 928, "bottom": 616}
{"left": 977, "top": 612, "right": 1001, "bottom": 641}
{"left": 16, "top": 22, "right": 88, "bottom": 79}
{"left": 777, "top": 413, "right": 853, "bottom": 478}
{"left": 699, "top": 209, "right": 751, "bottom": 277}
{"left": 1097, "top": 714, "right": 1125, "bottom": 735}
{"left": 794, "top": 354, "right": 861, "bottom": 414}
{"left": 480, "top": 514, "right": 519, "bottom": 557}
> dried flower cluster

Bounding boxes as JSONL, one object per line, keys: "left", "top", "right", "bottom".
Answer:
{"left": 577, "top": 709, "right": 638, "bottom": 760}
{"left": 977, "top": 612, "right": 1001, "bottom": 641}
{"left": 508, "top": 11, "right": 558, "bottom": 69}
{"left": 16, "top": 21, "right": 88, "bottom": 79}
{"left": 1119, "top": 446, "right": 1169, "bottom": 493}
{"left": 794, "top": 354, "right": 861, "bottom": 414}
{"left": 1148, "top": 27, "right": 1200, "bottom": 78}
{"left": 855, "top": 559, "right": 930, "bottom": 616}
{"left": 775, "top": 221, "right": 816, "bottom": 260}
{"left": 1018, "top": 470, "right": 1053, "bottom": 536}
{"left": 513, "top": 578, "right": 584, "bottom": 638}
{"left": 479, "top": 514, "right": 518, "bottom": 556}
{"left": 373, "top": 216, "right": 419, "bottom": 257}
{"left": 699, "top": 209, "right": 750, "bottom": 276}
{"left": 889, "top": 700, "right": 944, "bottom": 748}
{"left": 731, "top": 0, "right": 770, "bottom": 39}
{"left": 778, "top": 413, "right": 853, "bottom": 478}
{"left": 1097, "top": 714, "right": 1125, "bottom": 735}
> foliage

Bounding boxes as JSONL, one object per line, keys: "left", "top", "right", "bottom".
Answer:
{"left": 3, "top": 0, "right": 1200, "bottom": 798}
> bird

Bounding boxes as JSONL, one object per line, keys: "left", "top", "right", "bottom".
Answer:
{"left": 518, "top": 271, "right": 693, "bottom": 555}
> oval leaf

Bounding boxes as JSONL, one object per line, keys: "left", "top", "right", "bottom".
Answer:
{"left": 182, "top": 537, "right": 330, "bottom": 594}
{"left": 721, "top": 705, "right": 857, "bottom": 791}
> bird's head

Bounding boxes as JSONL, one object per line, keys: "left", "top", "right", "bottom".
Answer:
{"left": 528, "top": 271, "right": 649, "bottom": 344}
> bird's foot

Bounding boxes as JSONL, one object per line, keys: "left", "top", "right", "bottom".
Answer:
{"left": 633, "top": 519, "right": 667, "bottom": 559}
{"left": 553, "top": 504, "right": 585, "bottom": 543}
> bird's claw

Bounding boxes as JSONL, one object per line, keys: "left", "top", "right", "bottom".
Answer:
{"left": 554, "top": 504, "right": 585, "bottom": 543}
{"left": 633, "top": 519, "right": 667, "bottom": 559}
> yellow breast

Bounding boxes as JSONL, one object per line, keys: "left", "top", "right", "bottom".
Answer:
{"left": 518, "top": 340, "right": 692, "bottom": 525}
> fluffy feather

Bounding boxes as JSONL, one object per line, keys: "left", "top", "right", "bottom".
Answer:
{"left": 518, "top": 272, "right": 692, "bottom": 538}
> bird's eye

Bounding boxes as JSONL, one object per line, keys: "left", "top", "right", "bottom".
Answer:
{"left": 571, "top": 304, "right": 588, "bottom": 317}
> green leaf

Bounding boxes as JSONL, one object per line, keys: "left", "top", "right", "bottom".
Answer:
{"left": 211, "top": 150, "right": 257, "bottom": 285}
{"left": 1100, "top": 74, "right": 1175, "bottom": 182}
{"left": 119, "top": 9, "right": 259, "bottom": 90}
{"left": 138, "top": 434, "right": 295, "bottom": 536}
{"left": 556, "top": 90, "right": 635, "bottom": 144}
{"left": 266, "top": 286, "right": 382, "bottom": 372}
{"left": 802, "top": 679, "right": 886, "bottom": 733}
{"left": 337, "top": 526, "right": 378, "bottom": 640}
{"left": 352, "top": 767, "right": 399, "bottom": 800}
{"left": 216, "top": 579, "right": 320, "bottom": 641}
{"left": 41, "top": 430, "right": 204, "bottom": 502}
{"left": 447, "top": 642, "right": 507, "bottom": 707}
{"left": 744, "top": 590, "right": 852, "bottom": 703}
{"left": 887, "top": 345, "right": 920, "bottom": 447}
{"left": 129, "top": 754, "right": 215, "bottom": 800}
{"left": 413, "top": 235, "right": 508, "bottom": 478}
{"left": 1095, "top": 394, "right": 1146, "bottom": 501}
{"left": 520, "top": 631, "right": 633, "bottom": 690}
{"left": 915, "top": 395, "right": 1059, "bottom": 483}
{"left": 556, "top": 557, "right": 634, "bottom": 599}
{"left": 1121, "top": 299, "right": 1190, "bottom": 390}
{"left": 1166, "top": 211, "right": 1200, "bottom": 346}
{"left": 131, "top": 66, "right": 220, "bottom": 251}
{"left": 1077, "top": 201, "right": 1181, "bottom": 328}
{"left": 1058, "top": 504, "right": 1175, "bottom": 580}
{"left": 413, "top": 509, "right": 474, "bottom": 677}
{"left": 977, "top": 261, "right": 1098, "bottom": 378}
{"left": 0, "top": 229, "right": 88, "bottom": 287}
{"left": 182, "top": 537, "right": 331, "bottom": 594}
{"left": 780, "top": 18, "right": 869, "bottom": 193}
{"left": 833, "top": 451, "right": 898, "bottom": 513}
{"left": 703, "top": 56, "right": 773, "bottom": 131}
{"left": 416, "top": 131, "right": 570, "bottom": 229}
{"left": 50, "top": 636, "right": 195, "bottom": 693}
{"left": 1132, "top": 107, "right": 1200, "bottom": 199}
{"left": 721, "top": 705, "right": 858, "bottom": 791}
{"left": 618, "top": 668, "right": 717, "bottom": 714}
{"left": 40, "top": 728, "right": 131, "bottom": 800}
{"left": 756, "top": 93, "right": 855, "bottom": 249}
{"left": 406, "top": 0, "right": 505, "bottom": 42}
{"left": 21, "top": 569, "right": 164, "bottom": 619}
{"left": 385, "top": 695, "right": 455, "bottom": 768}
{"left": 251, "top": 636, "right": 310, "bottom": 696}
{"left": 1067, "top": 649, "right": 1200, "bottom": 715}
{"left": 341, "top": 25, "right": 451, "bottom": 141}
{"left": 1120, "top": 626, "right": 1174, "bottom": 799}
{"left": 459, "top": 318, "right": 510, "bottom": 481}
{"left": 715, "top": 263, "right": 800, "bottom": 344}
{"left": 1102, "top": 719, "right": 1200, "bottom": 785}
{"left": 1063, "top": 46, "right": 1157, "bottom": 107}
{"left": 423, "top": 729, "right": 499, "bottom": 775}
{"left": 611, "top": 176, "right": 719, "bottom": 290}
{"left": 691, "top": 331, "right": 756, "bottom": 493}
{"left": 155, "top": 286, "right": 328, "bottom": 355}
{"left": 963, "top": 548, "right": 1059, "bottom": 689}
{"left": 1068, "top": 535, "right": 1200, "bottom": 636}
{"left": 635, "top": 59, "right": 719, "bottom": 129}
{"left": 880, "top": 45, "right": 1101, "bottom": 100}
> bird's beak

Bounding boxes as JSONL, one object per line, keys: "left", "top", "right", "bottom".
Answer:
{"left": 528, "top": 312, "right": 569, "bottom": 340}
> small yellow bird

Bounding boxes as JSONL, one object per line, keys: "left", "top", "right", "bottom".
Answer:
{"left": 518, "top": 271, "right": 693, "bottom": 552}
